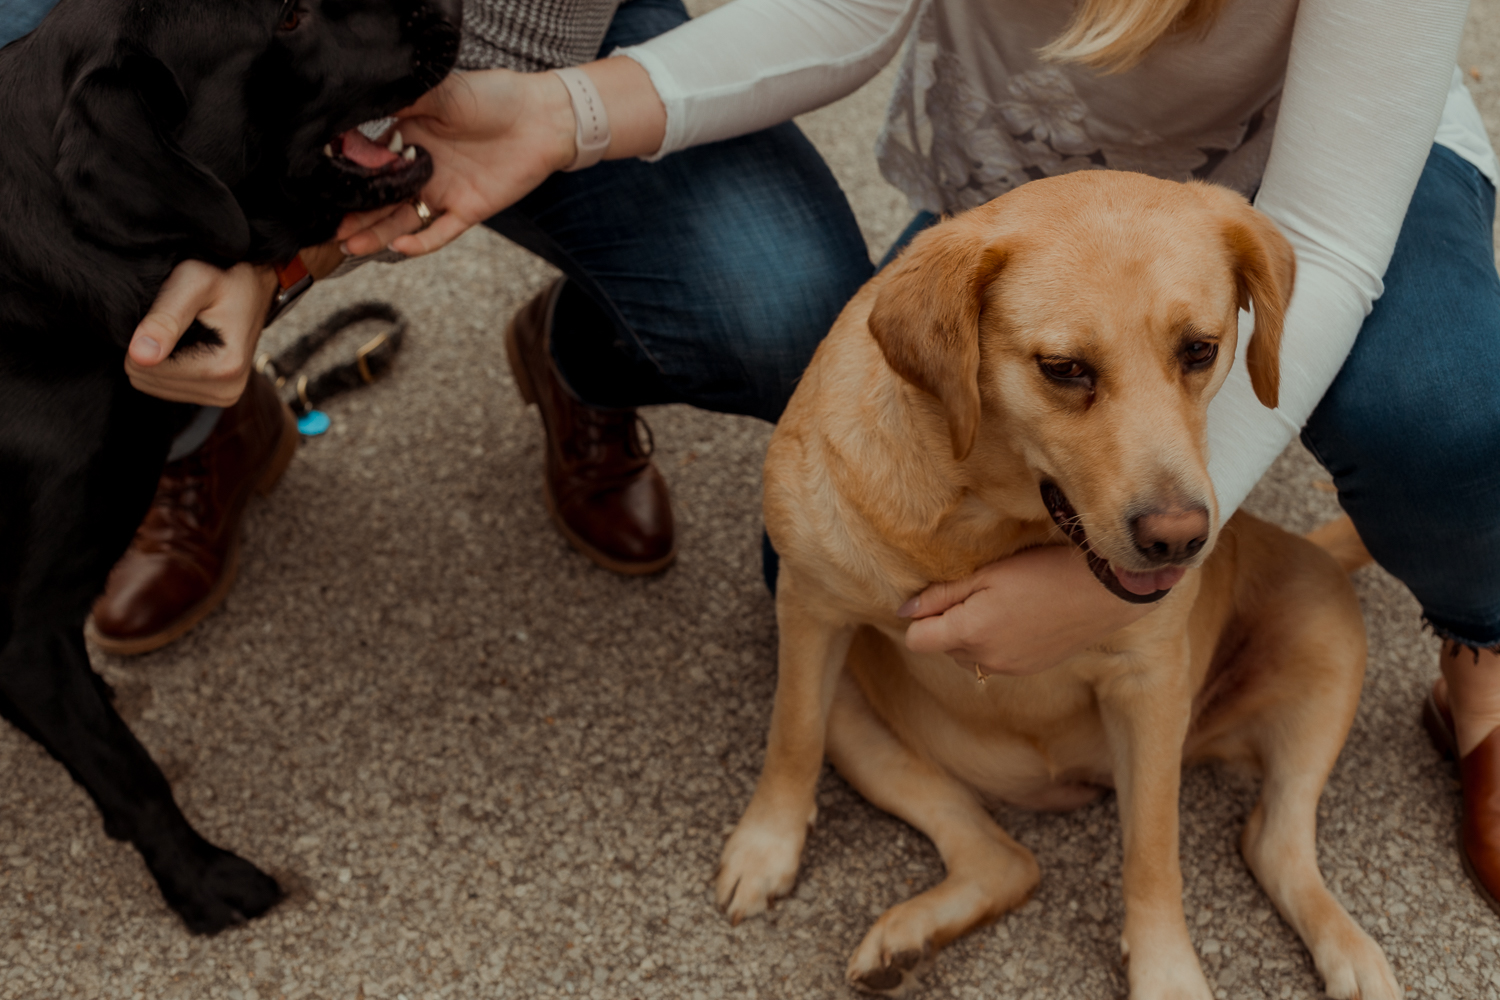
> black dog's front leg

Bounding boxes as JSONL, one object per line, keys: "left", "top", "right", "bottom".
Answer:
{"left": 0, "top": 627, "right": 281, "bottom": 933}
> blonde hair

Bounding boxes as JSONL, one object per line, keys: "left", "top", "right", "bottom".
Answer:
{"left": 1040, "top": 0, "right": 1230, "bottom": 73}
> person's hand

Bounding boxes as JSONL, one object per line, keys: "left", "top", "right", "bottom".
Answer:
{"left": 126, "top": 260, "right": 278, "bottom": 406}
{"left": 901, "top": 545, "right": 1157, "bottom": 677}
{"left": 337, "top": 67, "right": 577, "bottom": 259}
{"left": 338, "top": 56, "right": 666, "bottom": 259}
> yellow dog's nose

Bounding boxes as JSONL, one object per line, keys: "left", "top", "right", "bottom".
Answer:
{"left": 1133, "top": 506, "right": 1209, "bottom": 563}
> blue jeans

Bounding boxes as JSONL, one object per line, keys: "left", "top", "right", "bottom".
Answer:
{"left": 485, "top": 0, "right": 873, "bottom": 423}
{"left": 886, "top": 147, "right": 1500, "bottom": 647}
{"left": 1302, "top": 145, "right": 1500, "bottom": 648}
{"left": 0, "top": 0, "right": 52, "bottom": 46}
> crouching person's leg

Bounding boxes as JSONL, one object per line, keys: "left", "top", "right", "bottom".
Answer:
{"left": 488, "top": 0, "right": 872, "bottom": 575}
{"left": 1302, "top": 144, "right": 1500, "bottom": 916}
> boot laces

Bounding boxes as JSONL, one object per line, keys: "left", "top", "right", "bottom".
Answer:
{"left": 566, "top": 406, "right": 655, "bottom": 465}
{"left": 138, "top": 452, "right": 212, "bottom": 539}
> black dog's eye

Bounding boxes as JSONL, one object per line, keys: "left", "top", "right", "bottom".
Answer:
{"left": 277, "top": 2, "right": 303, "bottom": 31}
{"left": 1039, "top": 357, "right": 1090, "bottom": 382}
{"left": 1182, "top": 341, "right": 1218, "bottom": 371}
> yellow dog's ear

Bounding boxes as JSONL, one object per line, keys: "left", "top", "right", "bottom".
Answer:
{"left": 867, "top": 214, "right": 1006, "bottom": 461}
{"left": 1221, "top": 197, "right": 1295, "bottom": 409}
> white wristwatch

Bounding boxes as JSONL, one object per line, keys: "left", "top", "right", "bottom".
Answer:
{"left": 552, "top": 67, "right": 611, "bottom": 172}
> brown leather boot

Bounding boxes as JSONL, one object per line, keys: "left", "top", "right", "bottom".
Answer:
{"left": 1423, "top": 680, "right": 1500, "bottom": 917}
{"left": 86, "top": 373, "right": 299, "bottom": 655}
{"left": 505, "top": 280, "right": 675, "bottom": 575}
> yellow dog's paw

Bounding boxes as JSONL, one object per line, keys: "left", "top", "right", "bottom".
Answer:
{"left": 1315, "top": 929, "right": 1401, "bottom": 1000}
{"left": 846, "top": 912, "right": 936, "bottom": 996}
{"left": 715, "top": 820, "right": 805, "bottom": 925}
{"left": 1125, "top": 975, "right": 1216, "bottom": 1000}
{"left": 1124, "top": 945, "right": 1215, "bottom": 1000}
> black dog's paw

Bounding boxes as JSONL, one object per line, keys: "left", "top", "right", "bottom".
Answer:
{"left": 156, "top": 843, "right": 283, "bottom": 934}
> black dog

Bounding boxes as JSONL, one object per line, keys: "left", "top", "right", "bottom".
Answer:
{"left": 0, "top": 0, "right": 459, "bottom": 932}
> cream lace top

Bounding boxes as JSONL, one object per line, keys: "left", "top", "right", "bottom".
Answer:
{"left": 620, "top": 0, "right": 1495, "bottom": 513}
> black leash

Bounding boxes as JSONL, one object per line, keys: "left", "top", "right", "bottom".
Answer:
{"left": 255, "top": 301, "right": 406, "bottom": 426}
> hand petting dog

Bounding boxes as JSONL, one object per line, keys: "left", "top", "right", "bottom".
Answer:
{"left": 337, "top": 56, "right": 666, "bottom": 259}
{"left": 127, "top": 242, "right": 348, "bottom": 406}
{"left": 126, "top": 262, "right": 278, "bottom": 405}
{"left": 902, "top": 544, "right": 1153, "bottom": 677}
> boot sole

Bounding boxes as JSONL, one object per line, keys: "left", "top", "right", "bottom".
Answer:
{"left": 85, "top": 400, "right": 300, "bottom": 657}
{"left": 505, "top": 300, "right": 677, "bottom": 577}
{"left": 1422, "top": 687, "right": 1500, "bottom": 918}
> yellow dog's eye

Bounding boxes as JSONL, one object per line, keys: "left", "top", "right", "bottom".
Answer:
{"left": 1182, "top": 341, "right": 1218, "bottom": 369}
{"left": 1041, "top": 358, "right": 1087, "bottom": 380}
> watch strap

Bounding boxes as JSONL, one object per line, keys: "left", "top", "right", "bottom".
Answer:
{"left": 552, "top": 67, "right": 610, "bottom": 172}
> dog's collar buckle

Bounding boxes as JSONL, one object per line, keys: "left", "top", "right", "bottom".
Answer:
{"left": 266, "top": 254, "right": 314, "bottom": 326}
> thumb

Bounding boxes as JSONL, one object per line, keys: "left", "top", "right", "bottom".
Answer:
{"left": 397, "top": 85, "right": 447, "bottom": 120}
{"left": 130, "top": 263, "right": 218, "bottom": 366}
{"left": 899, "top": 575, "right": 989, "bottom": 657}
{"left": 128, "top": 311, "right": 186, "bottom": 367}
{"left": 396, "top": 71, "right": 473, "bottom": 128}
{"left": 896, "top": 575, "right": 984, "bottom": 620}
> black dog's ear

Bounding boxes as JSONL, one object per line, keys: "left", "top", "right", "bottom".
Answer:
{"left": 54, "top": 51, "right": 249, "bottom": 260}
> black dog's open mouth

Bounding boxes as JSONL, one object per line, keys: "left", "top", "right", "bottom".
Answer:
{"left": 325, "top": 118, "right": 418, "bottom": 174}
{"left": 1039, "top": 481, "right": 1181, "bottom": 605}
{"left": 317, "top": 119, "right": 433, "bottom": 211}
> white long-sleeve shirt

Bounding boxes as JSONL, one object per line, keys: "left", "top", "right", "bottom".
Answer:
{"left": 621, "top": 0, "right": 1495, "bottom": 513}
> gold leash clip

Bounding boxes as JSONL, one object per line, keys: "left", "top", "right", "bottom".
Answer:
{"left": 355, "top": 333, "right": 388, "bottom": 385}
{"left": 254, "top": 352, "right": 286, "bottom": 389}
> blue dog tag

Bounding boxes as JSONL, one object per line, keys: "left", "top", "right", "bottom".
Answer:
{"left": 297, "top": 410, "right": 331, "bottom": 436}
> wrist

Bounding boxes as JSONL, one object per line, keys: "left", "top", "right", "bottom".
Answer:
{"left": 299, "top": 242, "right": 347, "bottom": 281}
{"left": 532, "top": 70, "right": 580, "bottom": 174}
{"left": 551, "top": 67, "right": 611, "bottom": 171}
{"left": 586, "top": 56, "right": 666, "bottom": 160}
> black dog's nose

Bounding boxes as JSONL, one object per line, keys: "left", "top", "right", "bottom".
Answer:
{"left": 1132, "top": 506, "right": 1209, "bottom": 563}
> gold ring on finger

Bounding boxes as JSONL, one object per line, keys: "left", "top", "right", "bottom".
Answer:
{"left": 411, "top": 198, "right": 434, "bottom": 230}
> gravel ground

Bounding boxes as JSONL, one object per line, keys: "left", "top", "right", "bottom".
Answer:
{"left": 5, "top": 4, "right": 1500, "bottom": 999}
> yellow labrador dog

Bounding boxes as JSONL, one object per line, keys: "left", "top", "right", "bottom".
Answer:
{"left": 717, "top": 172, "right": 1397, "bottom": 999}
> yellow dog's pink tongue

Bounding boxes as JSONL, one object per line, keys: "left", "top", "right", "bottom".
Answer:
{"left": 341, "top": 129, "right": 398, "bottom": 169}
{"left": 1112, "top": 565, "right": 1187, "bottom": 596}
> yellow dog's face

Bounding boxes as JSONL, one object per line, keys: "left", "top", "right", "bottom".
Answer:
{"left": 869, "top": 172, "right": 1294, "bottom": 602}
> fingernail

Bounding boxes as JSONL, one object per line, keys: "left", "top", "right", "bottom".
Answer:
{"left": 338, "top": 242, "right": 351, "bottom": 256}
{"left": 897, "top": 597, "right": 920, "bottom": 618}
{"left": 132, "top": 335, "right": 160, "bottom": 362}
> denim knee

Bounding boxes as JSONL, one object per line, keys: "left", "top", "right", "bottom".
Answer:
{"left": 1303, "top": 399, "right": 1500, "bottom": 647}
{"left": 1, "top": 0, "right": 56, "bottom": 46}
{"left": 641, "top": 141, "right": 873, "bottom": 419}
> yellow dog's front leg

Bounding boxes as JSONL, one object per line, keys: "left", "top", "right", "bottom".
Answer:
{"left": 717, "top": 571, "right": 854, "bottom": 924}
{"left": 1097, "top": 640, "right": 1214, "bottom": 1000}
